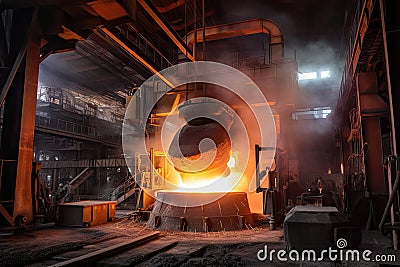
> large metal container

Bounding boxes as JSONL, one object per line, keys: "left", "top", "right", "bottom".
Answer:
{"left": 147, "top": 191, "right": 255, "bottom": 231}
{"left": 284, "top": 206, "right": 349, "bottom": 251}
{"left": 58, "top": 200, "right": 116, "bottom": 227}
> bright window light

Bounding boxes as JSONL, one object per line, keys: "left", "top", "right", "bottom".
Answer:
{"left": 321, "top": 109, "right": 332, "bottom": 119}
{"left": 298, "top": 72, "right": 317, "bottom": 80}
{"left": 320, "top": 70, "right": 331, "bottom": 78}
{"left": 292, "top": 108, "right": 332, "bottom": 120}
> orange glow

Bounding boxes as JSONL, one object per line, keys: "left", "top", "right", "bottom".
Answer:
{"left": 172, "top": 152, "right": 246, "bottom": 193}
{"left": 160, "top": 150, "right": 264, "bottom": 214}
{"left": 173, "top": 171, "right": 244, "bottom": 193}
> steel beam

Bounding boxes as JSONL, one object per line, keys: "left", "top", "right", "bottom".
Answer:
{"left": 137, "top": 0, "right": 194, "bottom": 61}
{"left": 0, "top": 203, "right": 13, "bottom": 225}
{"left": 12, "top": 12, "right": 41, "bottom": 224}
{"left": 0, "top": 39, "right": 28, "bottom": 106}
{"left": 97, "top": 27, "right": 175, "bottom": 88}
{"left": 0, "top": 8, "right": 38, "bottom": 226}
{"left": 0, "top": 12, "right": 9, "bottom": 66}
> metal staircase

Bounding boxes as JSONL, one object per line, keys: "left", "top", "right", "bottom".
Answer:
{"left": 105, "top": 172, "right": 142, "bottom": 206}
{"left": 70, "top": 167, "right": 95, "bottom": 191}
{"left": 59, "top": 167, "right": 95, "bottom": 203}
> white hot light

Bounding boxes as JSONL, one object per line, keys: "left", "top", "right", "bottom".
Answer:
{"left": 321, "top": 70, "right": 331, "bottom": 78}
{"left": 298, "top": 72, "right": 317, "bottom": 80}
{"left": 227, "top": 156, "right": 236, "bottom": 168}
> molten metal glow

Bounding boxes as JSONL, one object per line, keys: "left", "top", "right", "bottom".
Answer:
{"left": 173, "top": 171, "right": 243, "bottom": 193}
{"left": 173, "top": 154, "right": 243, "bottom": 193}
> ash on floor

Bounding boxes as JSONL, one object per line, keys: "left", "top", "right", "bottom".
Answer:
{"left": 0, "top": 220, "right": 399, "bottom": 267}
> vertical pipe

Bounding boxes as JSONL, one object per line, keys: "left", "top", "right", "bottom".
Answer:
{"left": 202, "top": 0, "right": 205, "bottom": 61}
{"left": 193, "top": 0, "right": 197, "bottom": 61}
{"left": 201, "top": 0, "right": 206, "bottom": 96}
{"left": 379, "top": 0, "right": 398, "bottom": 250}
{"left": 262, "top": 189, "right": 268, "bottom": 215}
{"left": 150, "top": 148, "right": 154, "bottom": 189}
{"left": 184, "top": 0, "right": 189, "bottom": 100}
{"left": 184, "top": 0, "right": 187, "bottom": 60}
{"left": 270, "top": 190, "right": 276, "bottom": 230}
{"left": 0, "top": 160, "right": 3, "bottom": 193}
{"left": 255, "top": 145, "right": 260, "bottom": 191}
{"left": 52, "top": 168, "right": 57, "bottom": 193}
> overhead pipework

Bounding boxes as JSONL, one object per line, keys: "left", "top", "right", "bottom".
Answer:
{"left": 185, "top": 18, "right": 284, "bottom": 63}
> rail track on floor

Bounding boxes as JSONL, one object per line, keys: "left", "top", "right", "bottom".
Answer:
{"left": 26, "top": 231, "right": 207, "bottom": 267}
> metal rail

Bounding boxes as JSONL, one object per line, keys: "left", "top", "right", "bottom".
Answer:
{"left": 104, "top": 172, "right": 142, "bottom": 205}
{"left": 35, "top": 115, "right": 121, "bottom": 146}
{"left": 117, "top": 23, "right": 173, "bottom": 69}
{"left": 40, "top": 158, "right": 133, "bottom": 169}
{"left": 35, "top": 115, "right": 98, "bottom": 138}
{"left": 96, "top": 26, "right": 175, "bottom": 88}
{"left": 49, "top": 232, "right": 161, "bottom": 267}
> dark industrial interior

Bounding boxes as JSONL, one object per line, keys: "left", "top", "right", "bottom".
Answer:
{"left": 1, "top": 0, "right": 400, "bottom": 266}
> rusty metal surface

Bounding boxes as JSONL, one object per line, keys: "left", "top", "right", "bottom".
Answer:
{"left": 147, "top": 192, "right": 255, "bottom": 232}
{"left": 185, "top": 18, "right": 283, "bottom": 47}
{"left": 168, "top": 118, "right": 231, "bottom": 183}
{"left": 362, "top": 117, "right": 385, "bottom": 193}
{"left": 184, "top": 18, "right": 283, "bottom": 62}
{"left": 58, "top": 201, "right": 116, "bottom": 227}
{"left": 0, "top": 8, "right": 41, "bottom": 226}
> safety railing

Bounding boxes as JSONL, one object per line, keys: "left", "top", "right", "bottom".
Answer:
{"left": 116, "top": 23, "right": 173, "bottom": 70}
{"left": 337, "top": 0, "right": 371, "bottom": 115}
{"left": 111, "top": 172, "right": 141, "bottom": 201}
{"left": 230, "top": 50, "right": 295, "bottom": 70}
{"left": 35, "top": 115, "right": 98, "bottom": 138}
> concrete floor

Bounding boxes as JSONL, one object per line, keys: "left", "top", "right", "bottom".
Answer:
{"left": 0, "top": 216, "right": 399, "bottom": 266}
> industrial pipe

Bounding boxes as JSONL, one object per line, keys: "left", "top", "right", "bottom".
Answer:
{"left": 185, "top": 18, "right": 284, "bottom": 62}
{"left": 379, "top": 158, "right": 400, "bottom": 236}
{"left": 379, "top": 0, "right": 398, "bottom": 250}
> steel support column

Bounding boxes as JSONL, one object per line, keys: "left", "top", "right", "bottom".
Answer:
{"left": 13, "top": 19, "right": 41, "bottom": 224}
{"left": 0, "top": 8, "right": 40, "bottom": 226}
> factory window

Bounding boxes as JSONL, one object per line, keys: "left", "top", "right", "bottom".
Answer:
{"left": 298, "top": 72, "right": 317, "bottom": 80}
{"left": 320, "top": 70, "right": 331, "bottom": 78}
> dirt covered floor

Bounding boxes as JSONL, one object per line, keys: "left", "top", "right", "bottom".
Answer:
{"left": 0, "top": 216, "right": 399, "bottom": 266}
